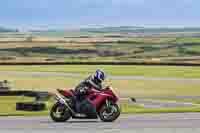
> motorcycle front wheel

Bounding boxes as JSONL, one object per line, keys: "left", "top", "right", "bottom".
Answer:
{"left": 99, "top": 103, "right": 120, "bottom": 122}
{"left": 50, "top": 102, "right": 71, "bottom": 122}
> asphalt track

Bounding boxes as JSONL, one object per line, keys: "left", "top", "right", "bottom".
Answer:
{"left": 134, "top": 99, "right": 196, "bottom": 108}
{"left": 1, "top": 113, "right": 200, "bottom": 132}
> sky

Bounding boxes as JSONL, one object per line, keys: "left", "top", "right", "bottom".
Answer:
{"left": 0, "top": 0, "right": 200, "bottom": 29}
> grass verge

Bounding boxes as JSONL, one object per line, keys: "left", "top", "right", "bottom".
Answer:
{"left": 1, "top": 75, "right": 200, "bottom": 97}
{"left": 122, "top": 106, "right": 200, "bottom": 114}
{"left": 0, "top": 65, "right": 200, "bottom": 78}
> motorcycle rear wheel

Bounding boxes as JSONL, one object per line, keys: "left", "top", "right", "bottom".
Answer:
{"left": 50, "top": 102, "right": 71, "bottom": 122}
{"left": 99, "top": 103, "right": 120, "bottom": 122}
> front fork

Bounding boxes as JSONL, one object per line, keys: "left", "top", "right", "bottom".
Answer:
{"left": 105, "top": 99, "right": 119, "bottom": 113}
{"left": 106, "top": 99, "right": 111, "bottom": 108}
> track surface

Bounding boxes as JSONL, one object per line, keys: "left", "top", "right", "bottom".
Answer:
{"left": 135, "top": 99, "right": 195, "bottom": 108}
{"left": 1, "top": 113, "right": 200, "bottom": 132}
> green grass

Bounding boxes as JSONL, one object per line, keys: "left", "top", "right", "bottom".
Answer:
{"left": 0, "top": 37, "right": 200, "bottom": 63}
{"left": 175, "top": 37, "right": 200, "bottom": 43}
{"left": 0, "top": 65, "right": 200, "bottom": 78}
{"left": 1, "top": 74, "right": 200, "bottom": 97}
{"left": 123, "top": 106, "right": 200, "bottom": 114}
{"left": 0, "top": 65, "right": 200, "bottom": 97}
{"left": 0, "top": 96, "right": 35, "bottom": 114}
{"left": 184, "top": 45, "right": 200, "bottom": 53}
{"left": 0, "top": 96, "right": 42, "bottom": 116}
{"left": 0, "top": 96, "right": 54, "bottom": 116}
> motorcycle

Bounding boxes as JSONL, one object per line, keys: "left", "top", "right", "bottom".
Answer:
{"left": 50, "top": 86, "right": 120, "bottom": 122}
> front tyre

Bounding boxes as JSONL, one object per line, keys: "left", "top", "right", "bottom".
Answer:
{"left": 50, "top": 102, "right": 71, "bottom": 122}
{"left": 99, "top": 103, "right": 120, "bottom": 122}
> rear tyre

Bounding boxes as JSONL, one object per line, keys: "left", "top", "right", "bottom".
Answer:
{"left": 50, "top": 102, "right": 71, "bottom": 122}
{"left": 99, "top": 103, "right": 120, "bottom": 122}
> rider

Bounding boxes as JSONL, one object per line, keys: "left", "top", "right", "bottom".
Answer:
{"left": 74, "top": 69, "right": 106, "bottom": 102}
{"left": 73, "top": 69, "right": 106, "bottom": 115}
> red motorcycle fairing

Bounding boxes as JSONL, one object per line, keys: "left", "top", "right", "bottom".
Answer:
{"left": 57, "top": 89, "right": 74, "bottom": 98}
{"left": 57, "top": 87, "right": 119, "bottom": 112}
{"left": 85, "top": 88, "right": 119, "bottom": 111}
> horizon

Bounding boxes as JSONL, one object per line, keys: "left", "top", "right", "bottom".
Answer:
{"left": 2, "top": 25, "right": 200, "bottom": 31}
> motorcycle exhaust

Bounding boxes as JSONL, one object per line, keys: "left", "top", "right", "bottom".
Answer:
{"left": 55, "top": 94, "right": 76, "bottom": 115}
{"left": 55, "top": 94, "right": 88, "bottom": 118}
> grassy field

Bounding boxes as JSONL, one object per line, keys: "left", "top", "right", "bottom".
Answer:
{"left": 0, "top": 96, "right": 49, "bottom": 116}
{"left": 2, "top": 76, "right": 200, "bottom": 97}
{"left": 0, "top": 65, "right": 200, "bottom": 78}
{"left": 0, "top": 36, "right": 200, "bottom": 63}
{"left": 175, "top": 37, "right": 200, "bottom": 43}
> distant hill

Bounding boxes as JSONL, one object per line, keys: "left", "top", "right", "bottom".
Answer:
{"left": 27, "top": 26, "right": 200, "bottom": 35}
{"left": 0, "top": 27, "right": 18, "bottom": 32}
{"left": 80, "top": 26, "right": 200, "bottom": 33}
{"left": 80, "top": 26, "right": 144, "bottom": 33}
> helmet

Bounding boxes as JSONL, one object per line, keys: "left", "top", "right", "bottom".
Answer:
{"left": 93, "top": 69, "right": 106, "bottom": 83}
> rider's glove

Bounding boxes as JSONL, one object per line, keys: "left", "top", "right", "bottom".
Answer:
{"left": 79, "top": 87, "right": 88, "bottom": 94}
